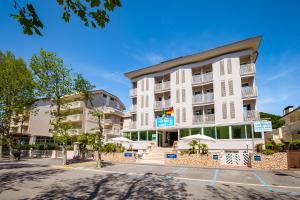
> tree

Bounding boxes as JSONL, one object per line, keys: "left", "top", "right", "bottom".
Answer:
{"left": 30, "top": 49, "right": 74, "bottom": 165}
{"left": 260, "top": 112, "right": 285, "bottom": 129}
{"left": 0, "top": 51, "right": 36, "bottom": 160}
{"left": 10, "top": 0, "right": 122, "bottom": 36}
{"left": 188, "top": 140, "right": 198, "bottom": 154}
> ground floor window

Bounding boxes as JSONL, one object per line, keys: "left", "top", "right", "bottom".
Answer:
{"left": 191, "top": 128, "right": 201, "bottom": 135}
{"left": 232, "top": 125, "right": 246, "bottom": 139}
{"left": 140, "top": 131, "right": 147, "bottom": 141}
{"left": 180, "top": 129, "right": 189, "bottom": 138}
{"left": 36, "top": 136, "right": 54, "bottom": 144}
{"left": 254, "top": 132, "right": 262, "bottom": 138}
{"left": 123, "top": 132, "right": 130, "bottom": 139}
{"left": 204, "top": 127, "right": 215, "bottom": 138}
{"left": 148, "top": 130, "right": 156, "bottom": 141}
{"left": 246, "top": 124, "right": 252, "bottom": 138}
{"left": 131, "top": 132, "right": 138, "bottom": 141}
{"left": 216, "top": 126, "right": 229, "bottom": 139}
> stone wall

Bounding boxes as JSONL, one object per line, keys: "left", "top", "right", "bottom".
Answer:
{"left": 101, "top": 152, "right": 136, "bottom": 163}
{"left": 251, "top": 153, "right": 288, "bottom": 170}
{"left": 165, "top": 153, "right": 221, "bottom": 167}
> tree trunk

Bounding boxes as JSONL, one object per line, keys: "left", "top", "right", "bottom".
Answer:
{"left": 0, "top": 144, "right": 2, "bottom": 160}
{"left": 9, "top": 144, "right": 14, "bottom": 160}
{"left": 62, "top": 145, "right": 67, "bottom": 165}
{"left": 96, "top": 150, "right": 101, "bottom": 168}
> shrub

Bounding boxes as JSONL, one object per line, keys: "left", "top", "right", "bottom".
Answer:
{"left": 291, "top": 140, "right": 300, "bottom": 150}
{"left": 179, "top": 150, "right": 190, "bottom": 155}
{"left": 265, "top": 143, "right": 273, "bottom": 150}
{"left": 275, "top": 143, "right": 285, "bottom": 152}
{"left": 262, "top": 149, "right": 274, "bottom": 155}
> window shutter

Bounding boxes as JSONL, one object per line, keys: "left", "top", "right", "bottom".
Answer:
{"left": 176, "top": 71, "right": 179, "bottom": 84}
{"left": 145, "top": 95, "right": 149, "bottom": 107}
{"left": 141, "top": 80, "right": 144, "bottom": 91}
{"left": 146, "top": 79, "right": 149, "bottom": 90}
{"left": 141, "top": 112, "right": 144, "bottom": 126}
{"left": 220, "top": 60, "right": 225, "bottom": 76}
{"left": 176, "top": 108, "right": 180, "bottom": 123}
{"left": 145, "top": 113, "right": 149, "bottom": 125}
{"left": 227, "top": 59, "right": 232, "bottom": 74}
{"left": 182, "top": 88, "right": 186, "bottom": 102}
{"left": 222, "top": 102, "right": 227, "bottom": 119}
{"left": 181, "top": 70, "right": 185, "bottom": 83}
{"left": 176, "top": 89, "right": 180, "bottom": 103}
{"left": 228, "top": 80, "right": 234, "bottom": 96}
{"left": 141, "top": 95, "right": 144, "bottom": 108}
{"left": 182, "top": 107, "right": 186, "bottom": 122}
{"left": 221, "top": 81, "right": 226, "bottom": 97}
{"left": 230, "top": 101, "right": 235, "bottom": 119}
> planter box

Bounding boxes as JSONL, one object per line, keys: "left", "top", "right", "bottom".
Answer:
{"left": 165, "top": 153, "right": 221, "bottom": 167}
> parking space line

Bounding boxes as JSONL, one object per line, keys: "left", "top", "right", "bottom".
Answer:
{"left": 253, "top": 172, "right": 273, "bottom": 192}
{"left": 173, "top": 167, "right": 186, "bottom": 174}
{"left": 211, "top": 169, "right": 219, "bottom": 187}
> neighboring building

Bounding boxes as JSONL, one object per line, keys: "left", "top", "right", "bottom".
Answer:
{"left": 123, "top": 36, "right": 264, "bottom": 152}
{"left": 270, "top": 106, "right": 300, "bottom": 143}
{"left": 10, "top": 90, "right": 125, "bottom": 144}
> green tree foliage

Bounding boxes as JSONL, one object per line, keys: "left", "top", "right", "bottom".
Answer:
{"left": 0, "top": 51, "right": 36, "bottom": 160}
{"left": 260, "top": 112, "right": 285, "bottom": 129}
{"left": 10, "top": 0, "right": 122, "bottom": 36}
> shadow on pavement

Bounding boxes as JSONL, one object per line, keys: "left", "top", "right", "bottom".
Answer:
{"left": 26, "top": 172, "right": 191, "bottom": 199}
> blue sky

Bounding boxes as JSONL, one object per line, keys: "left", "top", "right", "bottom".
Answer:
{"left": 1, "top": 0, "right": 300, "bottom": 115}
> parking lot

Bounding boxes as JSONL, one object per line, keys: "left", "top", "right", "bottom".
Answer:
{"left": 0, "top": 159, "right": 299, "bottom": 199}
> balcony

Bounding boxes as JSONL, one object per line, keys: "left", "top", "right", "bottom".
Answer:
{"left": 130, "top": 104, "right": 137, "bottom": 113}
{"left": 242, "top": 86, "right": 258, "bottom": 99}
{"left": 52, "top": 101, "right": 84, "bottom": 111}
{"left": 130, "top": 88, "right": 137, "bottom": 97}
{"left": 243, "top": 110, "right": 259, "bottom": 121}
{"left": 62, "top": 114, "right": 83, "bottom": 122}
{"left": 192, "top": 72, "right": 213, "bottom": 85}
{"left": 193, "top": 115, "right": 203, "bottom": 125}
{"left": 240, "top": 63, "right": 255, "bottom": 76}
{"left": 154, "top": 81, "right": 170, "bottom": 92}
{"left": 154, "top": 100, "right": 171, "bottom": 110}
{"left": 204, "top": 114, "right": 215, "bottom": 123}
{"left": 192, "top": 93, "right": 214, "bottom": 105}
{"left": 102, "top": 119, "right": 113, "bottom": 125}
{"left": 130, "top": 121, "right": 137, "bottom": 129}
{"left": 67, "top": 129, "right": 81, "bottom": 135}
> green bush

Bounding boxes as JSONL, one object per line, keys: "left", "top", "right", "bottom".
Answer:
{"left": 275, "top": 143, "right": 285, "bottom": 152}
{"left": 101, "top": 143, "right": 125, "bottom": 153}
{"left": 262, "top": 149, "right": 274, "bottom": 155}
{"left": 179, "top": 150, "right": 190, "bottom": 155}
{"left": 265, "top": 143, "right": 273, "bottom": 150}
{"left": 291, "top": 140, "right": 300, "bottom": 150}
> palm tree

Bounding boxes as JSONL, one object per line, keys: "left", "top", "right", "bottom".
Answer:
{"left": 188, "top": 140, "right": 198, "bottom": 154}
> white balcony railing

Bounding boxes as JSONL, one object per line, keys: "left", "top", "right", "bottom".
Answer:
{"left": 130, "top": 121, "right": 137, "bottom": 129}
{"left": 130, "top": 104, "right": 137, "bottom": 112}
{"left": 193, "top": 93, "right": 214, "bottom": 104}
{"left": 204, "top": 114, "right": 215, "bottom": 123}
{"left": 240, "top": 63, "right": 256, "bottom": 76}
{"left": 165, "top": 99, "right": 171, "bottom": 107}
{"left": 204, "top": 93, "right": 214, "bottom": 102}
{"left": 243, "top": 110, "right": 259, "bottom": 121}
{"left": 155, "top": 81, "right": 171, "bottom": 92}
{"left": 242, "top": 86, "right": 257, "bottom": 98}
{"left": 52, "top": 101, "right": 83, "bottom": 111}
{"left": 193, "top": 115, "right": 203, "bottom": 124}
{"left": 154, "top": 100, "right": 171, "bottom": 109}
{"left": 63, "top": 114, "right": 82, "bottom": 122}
{"left": 193, "top": 95, "right": 203, "bottom": 104}
{"left": 130, "top": 88, "right": 137, "bottom": 96}
{"left": 192, "top": 72, "right": 213, "bottom": 85}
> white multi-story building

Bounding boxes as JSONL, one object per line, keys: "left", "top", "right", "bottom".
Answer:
{"left": 123, "top": 36, "right": 264, "bottom": 152}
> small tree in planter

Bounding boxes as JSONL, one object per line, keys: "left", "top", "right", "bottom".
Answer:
{"left": 188, "top": 140, "right": 198, "bottom": 154}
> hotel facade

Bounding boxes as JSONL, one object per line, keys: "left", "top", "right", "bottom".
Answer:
{"left": 123, "top": 37, "right": 264, "bottom": 152}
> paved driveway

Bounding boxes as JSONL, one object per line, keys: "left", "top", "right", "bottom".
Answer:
{"left": 0, "top": 159, "right": 299, "bottom": 199}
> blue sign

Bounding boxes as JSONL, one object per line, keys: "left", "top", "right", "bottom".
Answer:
{"left": 254, "top": 121, "right": 272, "bottom": 132}
{"left": 166, "top": 154, "right": 177, "bottom": 158}
{"left": 156, "top": 116, "right": 175, "bottom": 128}
{"left": 124, "top": 152, "right": 133, "bottom": 157}
{"left": 254, "top": 155, "right": 261, "bottom": 161}
{"left": 213, "top": 154, "right": 218, "bottom": 160}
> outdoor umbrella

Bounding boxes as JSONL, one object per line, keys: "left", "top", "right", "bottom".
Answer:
{"left": 111, "top": 136, "right": 132, "bottom": 143}
{"left": 180, "top": 134, "right": 216, "bottom": 143}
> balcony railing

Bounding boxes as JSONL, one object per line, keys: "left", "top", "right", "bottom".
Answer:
{"left": 130, "top": 88, "right": 137, "bottom": 97}
{"left": 240, "top": 63, "right": 255, "bottom": 76}
{"left": 154, "top": 81, "right": 170, "bottom": 92}
{"left": 63, "top": 114, "right": 82, "bottom": 122}
{"left": 52, "top": 101, "right": 84, "bottom": 111}
{"left": 154, "top": 100, "right": 171, "bottom": 109}
{"left": 130, "top": 121, "right": 137, "bottom": 129}
{"left": 193, "top": 115, "right": 203, "bottom": 124}
{"left": 242, "top": 86, "right": 257, "bottom": 98}
{"left": 192, "top": 72, "right": 213, "bottom": 85}
{"left": 243, "top": 110, "right": 259, "bottom": 121}
{"left": 130, "top": 104, "right": 137, "bottom": 113}
{"left": 204, "top": 114, "right": 215, "bottom": 123}
{"left": 192, "top": 93, "right": 214, "bottom": 104}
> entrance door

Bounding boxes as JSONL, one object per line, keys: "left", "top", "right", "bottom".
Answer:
{"left": 157, "top": 132, "right": 163, "bottom": 147}
{"left": 169, "top": 132, "right": 178, "bottom": 147}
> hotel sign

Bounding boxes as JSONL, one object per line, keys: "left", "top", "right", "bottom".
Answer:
{"left": 156, "top": 116, "right": 175, "bottom": 128}
{"left": 254, "top": 121, "right": 272, "bottom": 132}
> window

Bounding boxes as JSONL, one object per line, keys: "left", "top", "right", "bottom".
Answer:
{"left": 204, "top": 127, "right": 215, "bottom": 138}
{"left": 141, "top": 80, "right": 144, "bottom": 91}
{"left": 176, "top": 89, "right": 180, "bottom": 103}
{"left": 194, "top": 91, "right": 201, "bottom": 95}
{"left": 123, "top": 132, "right": 130, "bottom": 139}
{"left": 146, "top": 79, "right": 149, "bottom": 90}
{"left": 216, "top": 126, "right": 230, "bottom": 139}
{"left": 227, "top": 59, "right": 232, "bottom": 74}
{"left": 140, "top": 131, "right": 147, "bottom": 140}
{"left": 242, "top": 83, "right": 249, "bottom": 87}
{"left": 141, "top": 113, "right": 144, "bottom": 126}
{"left": 148, "top": 130, "right": 156, "bottom": 141}
{"left": 230, "top": 101, "right": 235, "bottom": 119}
{"left": 220, "top": 60, "right": 225, "bottom": 75}
{"left": 176, "top": 71, "right": 179, "bottom": 84}
{"left": 145, "top": 95, "right": 149, "bottom": 107}
{"left": 176, "top": 108, "right": 180, "bottom": 123}
{"left": 182, "top": 108, "right": 186, "bottom": 122}
{"left": 228, "top": 80, "right": 234, "bottom": 95}
{"left": 221, "top": 81, "right": 226, "bottom": 97}
{"left": 222, "top": 102, "right": 227, "bottom": 119}
{"left": 195, "top": 109, "right": 202, "bottom": 115}
{"left": 182, "top": 88, "right": 186, "bottom": 102}
{"left": 131, "top": 132, "right": 138, "bottom": 141}
{"left": 246, "top": 124, "right": 252, "bottom": 138}
{"left": 145, "top": 113, "right": 149, "bottom": 125}
{"left": 191, "top": 128, "right": 201, "bottom": 135}
{"left": 207, "top": 108, "right": 214, "bottom": 114}
{"left": 243, "top": 104, "right": 251, "bottom": 111}
{"left": 181, "top": 70, "right": 185, "bottom": 83}
{"left": 141, "top": 95, "right": 144, "bottom": 108}
{"left": 232, "top": 125, "right": 246, "bottom": 139}
{"left": 102, "top": 93, "right": 107, "bottom": 98}
{"left": 254, "top": 131, "right": 262, "bottom": 138}
{"left": 110, "top": 97, "right": 114, "bottom": 101}
{"left": 180, "top": 129, "right": 189, "bottom": 138}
